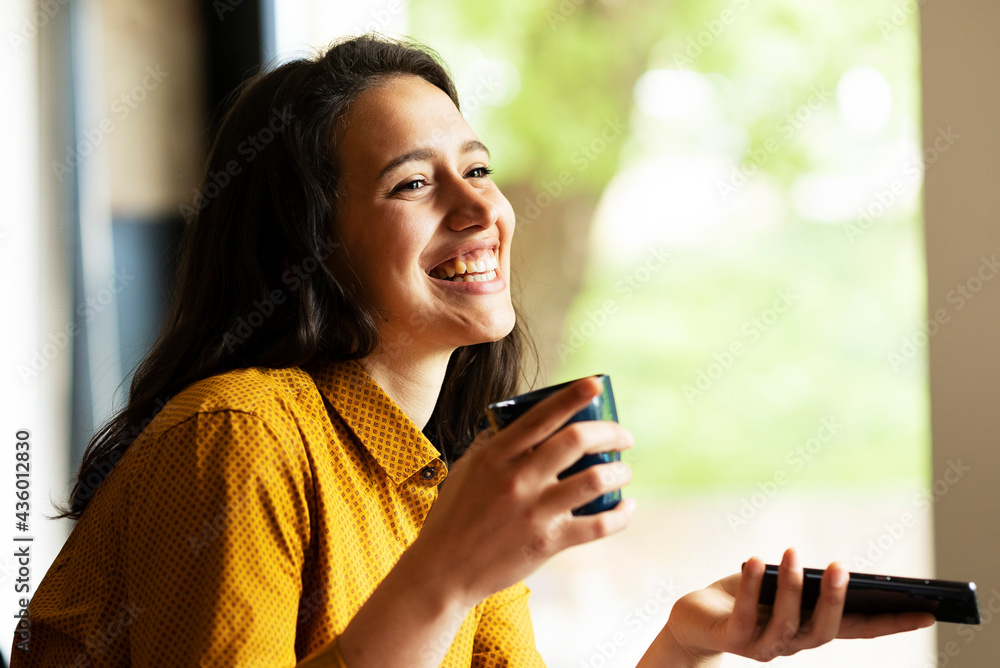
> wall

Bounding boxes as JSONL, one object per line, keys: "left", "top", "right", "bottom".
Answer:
{"left": 103, "top": 0, "right": 204, "bottom": 217}
{"left": 921, "top": 1, "right": 1000, "bottom": 664}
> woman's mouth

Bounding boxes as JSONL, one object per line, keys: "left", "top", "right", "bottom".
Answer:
{"left": 428, "top": 248, "right": 499, "bottom": 283}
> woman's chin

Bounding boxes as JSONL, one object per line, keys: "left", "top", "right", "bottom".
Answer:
{"left": 487, "top": 311, "right": 518, "bottom": 341}
{"left": 454, "top": 313, "right": 517, "bottom": 348}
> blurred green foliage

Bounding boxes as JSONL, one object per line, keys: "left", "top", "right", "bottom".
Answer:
{"left": 411, "top": 0, "right": 927, "bottom": 494}
{"left": 562, "top": 224, "right": 928, "bottom": 495}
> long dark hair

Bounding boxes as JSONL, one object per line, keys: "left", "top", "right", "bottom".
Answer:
{"left": 58, "top": 34, "right": 528, "bottom": 521}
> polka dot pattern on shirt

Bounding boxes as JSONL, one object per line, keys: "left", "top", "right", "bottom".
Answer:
{"left": 12, "top": 360, "right": 545, "bottom": 667}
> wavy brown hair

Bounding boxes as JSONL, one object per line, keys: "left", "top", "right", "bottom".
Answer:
{"left": 58, "top": 34, "right": 529, "bottom": 520}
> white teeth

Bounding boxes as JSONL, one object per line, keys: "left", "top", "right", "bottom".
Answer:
{"left": 443, "top": 269, "right": 497, "bottom": 283}
{"left": 430, "top": 250, "right": 500, "bottom": 280}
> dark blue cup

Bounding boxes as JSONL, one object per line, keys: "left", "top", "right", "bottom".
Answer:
{"left": 482, "top": 374, "right": 622, "bottom": 516}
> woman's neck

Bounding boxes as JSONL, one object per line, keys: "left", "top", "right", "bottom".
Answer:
{"left": 359, "top": 348, "right": 454, "bottom": 430}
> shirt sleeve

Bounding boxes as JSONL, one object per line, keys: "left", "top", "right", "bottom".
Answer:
{"left": 471, "top": 582, "right": 547, "bottom": 667}
{"left": 124, "top": 410, "right": 314, "bottom": 667}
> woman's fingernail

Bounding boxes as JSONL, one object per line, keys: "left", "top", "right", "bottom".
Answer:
{"left": 783, "top": 547, "right": 797, "bottom": 568}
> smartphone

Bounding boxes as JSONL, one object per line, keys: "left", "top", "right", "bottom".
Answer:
{"left": 756, "top": 564, "right": 981, "bottom": 624}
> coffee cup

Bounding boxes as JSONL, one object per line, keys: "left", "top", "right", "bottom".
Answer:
{"left": 482, "top": 374, "right": 622, "bottom": 515}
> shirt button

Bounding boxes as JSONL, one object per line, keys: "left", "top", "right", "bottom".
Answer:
{"left": 420, "top": 466, "right": 436, "bottom": 480}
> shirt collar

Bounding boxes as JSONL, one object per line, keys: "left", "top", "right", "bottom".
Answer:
{"left": 305, "top": 358, "right": 443, "bottom": 485}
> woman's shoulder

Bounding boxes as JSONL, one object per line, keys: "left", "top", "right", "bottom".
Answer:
{"left": 109, "top": 366, "right": 332, "bottom": 489}
{"left": 145, "top": 366, "right": 326, "bottom": 443}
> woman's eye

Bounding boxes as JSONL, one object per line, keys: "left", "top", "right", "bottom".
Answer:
{"left": 468, "top": 166, "right": 494, "bottom": 179}
{"left": 395, "top": 179, "right": 426, "bottom": 192}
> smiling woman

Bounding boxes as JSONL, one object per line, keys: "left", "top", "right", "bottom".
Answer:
{"left": 334, "top": 75, "right": 517, "bottom": 426}
{"left": 11, "top": 34, "right": 932, "bottom": 668}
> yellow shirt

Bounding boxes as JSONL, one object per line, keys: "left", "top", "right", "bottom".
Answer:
{"left": 12, "top": 360, "right": 545, "bottom": 667}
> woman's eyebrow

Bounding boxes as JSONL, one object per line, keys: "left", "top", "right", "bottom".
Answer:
{"left": 376, "top": 140, "right": 491, "bottom": 182}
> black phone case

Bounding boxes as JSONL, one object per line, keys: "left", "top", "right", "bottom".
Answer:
{"left": 757, "top": 565, "right": 981, "bottom": 624}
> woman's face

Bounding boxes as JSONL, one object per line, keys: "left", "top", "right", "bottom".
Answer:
{"left": 335, "top": 75, "right": 516, "bottom": 358}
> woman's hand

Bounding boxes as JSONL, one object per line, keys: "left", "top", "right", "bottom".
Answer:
{"left": 641, "top": 548, "right": 935, "bottom": 667}
{"left": 336, "top": 377, "right": 633, "bottom": 668}
{"left": 409, "top": 376, "right": 636, "bottom": 607}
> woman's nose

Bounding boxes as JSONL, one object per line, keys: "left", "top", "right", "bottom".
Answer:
{"left": 444, "top": 177, "right": 499, "bottom": 231}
